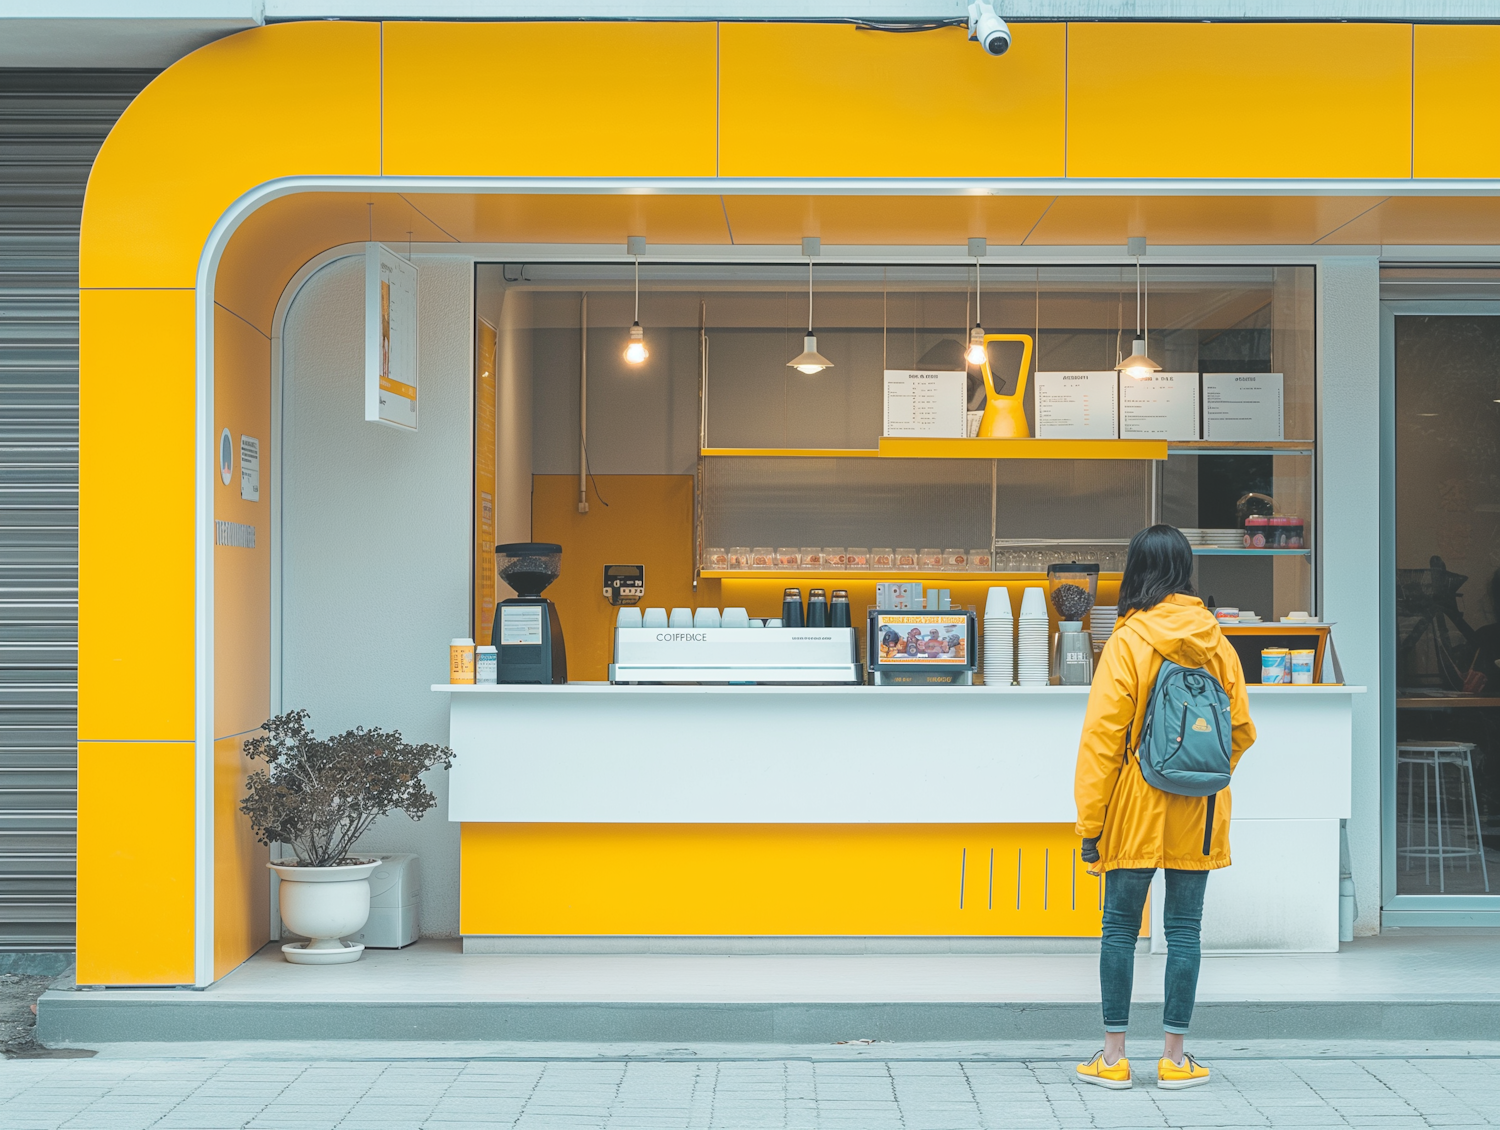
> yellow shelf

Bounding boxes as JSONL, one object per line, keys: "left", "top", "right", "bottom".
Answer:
{"left": 700, "top": 447, "right": 878, "bottom": 458}
{"left": 877, "top": 437, "right": 1168, "bottom": 460}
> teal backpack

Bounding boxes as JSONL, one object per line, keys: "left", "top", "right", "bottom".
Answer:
{"left": 1134, "top": 658, "right": 1233, "bottom": 855}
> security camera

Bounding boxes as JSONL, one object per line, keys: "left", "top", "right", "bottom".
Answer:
{"left": 967, "top": 0, "right": 1011, "bottom": 56}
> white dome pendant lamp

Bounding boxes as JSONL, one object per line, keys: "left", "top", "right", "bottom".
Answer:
{"left": 787, "top": 243, "right": 833, "bottom": 375}
{"left": 1116, "top": 246, "right": 1161, "bottom": 380}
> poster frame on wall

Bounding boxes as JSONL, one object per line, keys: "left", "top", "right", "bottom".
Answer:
{"left": 364, "top": 241, "right": 420, "bottom": 431}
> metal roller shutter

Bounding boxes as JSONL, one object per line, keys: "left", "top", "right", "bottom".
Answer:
{"left": 0, "top": 70, "right": 155, "bottom": 951}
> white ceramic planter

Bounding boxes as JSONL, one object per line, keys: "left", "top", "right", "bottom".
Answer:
{"left": 269, "top": 859, "right": 380, "bottom": 964}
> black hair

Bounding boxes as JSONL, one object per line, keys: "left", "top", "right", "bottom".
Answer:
{"left": 1117, "top": 524, "right": 1196, "bottom": 614}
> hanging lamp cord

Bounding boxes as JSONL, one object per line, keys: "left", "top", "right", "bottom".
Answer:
{"left": 807, "top": 257, "right": 814, "bottom": 333}
{"left": 634, "top": 256, "right": 640, "bottom": 322}
{"left": 976, "top": 256, "right": 982, "bottom": 326}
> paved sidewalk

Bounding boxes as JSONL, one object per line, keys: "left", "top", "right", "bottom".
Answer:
{"left": 4, "top": 1042, "right": 1500, "bottom": 1129}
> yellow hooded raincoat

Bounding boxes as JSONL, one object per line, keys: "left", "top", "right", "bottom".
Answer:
{"left": 1074, "top": 594, "right": 1256, "bottom": 872}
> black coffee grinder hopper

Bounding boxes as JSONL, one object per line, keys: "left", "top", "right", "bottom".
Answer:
{"left": 491, "top": 542, "right": 567, "bottom": 684}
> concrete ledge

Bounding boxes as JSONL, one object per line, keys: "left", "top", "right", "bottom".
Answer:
{"left": 461, "top": 935, "right": 1120, "bottom": 955}
{"left": 36, "top": 996, "right": 1500, "bottom": 1047}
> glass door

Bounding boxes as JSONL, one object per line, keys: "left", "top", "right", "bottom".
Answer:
{"left": 1383, "top": 302, "right": 1500, "bottom": 924}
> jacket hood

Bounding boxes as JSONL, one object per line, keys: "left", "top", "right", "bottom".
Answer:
{"left": 1116, "top": 594, "right": 1221, "bottom": 668}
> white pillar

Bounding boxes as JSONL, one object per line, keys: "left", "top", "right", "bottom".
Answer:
{"left": 1317, "top": 255, "right": 1382, "bottom": 935}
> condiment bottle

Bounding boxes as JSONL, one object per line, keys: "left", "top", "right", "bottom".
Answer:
{"left": 807, "top": 588, "right": 828, "bottom": 627}
{"left": 450, "top": 637, "right": 476, "bottom": 684}
{"left": 781, "top": 587, "right": 805, "bottom": 628}
{"left": 830, "top": 590, "right": 852, "bottom": 628}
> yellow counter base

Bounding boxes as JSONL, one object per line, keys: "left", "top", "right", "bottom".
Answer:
{"left": 461, "top": 823, "right": 1103, "bottom": 937}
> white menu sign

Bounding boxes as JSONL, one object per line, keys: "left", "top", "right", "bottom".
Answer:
{"left": 365, "top": 241, "right": 420, "bottom": 432}
{"left": 883, "top": 370, "right": 968, "bottom": 438}
{"left": 1120, "top": 371, "right": 1201, "bottom": 440}
{"left": 1203, "top": 372, "right": 1284, "bottom": 441}
{"left": 1035, "top": 371, "right": 1119, "bottom": 438}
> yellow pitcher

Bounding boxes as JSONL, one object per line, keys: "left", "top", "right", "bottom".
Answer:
{"left": 976, "top": 333, "right": 1035, "bottom": 438}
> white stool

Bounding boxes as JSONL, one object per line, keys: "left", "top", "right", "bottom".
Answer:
{"left": 1396, "top": 740, "right": 1490, "bottom": 893}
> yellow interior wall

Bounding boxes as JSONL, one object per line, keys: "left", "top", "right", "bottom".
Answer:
{"left": 718, "top": 23, "right": 1066, "bottom": 178}
{"left": 211, "top": 305, "right": 272, "bottom": 978}
{"left": 461, "top": 823, "right": 1109, "bottom": 937}
{"left": 77, "top": 17, "right": 1500, "bottom": 980}
{"left": 1067, "top": 22, "right": 1413, "bottom": 179}
{"left": 76, "top": 744, "right": 196, "bottom": 985}
{"left": 531, "top": 475, "right": 719, "bottom": 683}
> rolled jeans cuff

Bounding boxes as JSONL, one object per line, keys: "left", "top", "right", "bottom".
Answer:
{"left": 1163, "top": 1022, "right": 1191, "bottom": 1035}
{"left": 1103, "top": 1021, "right": 1129, "bottom": 1033}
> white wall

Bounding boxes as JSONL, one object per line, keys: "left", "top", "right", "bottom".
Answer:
{"left": 1318, "top": 256, "right": 1383, "bottom": 935}
{"left": 280, "top": 253, "right": 473, "bottom": 936}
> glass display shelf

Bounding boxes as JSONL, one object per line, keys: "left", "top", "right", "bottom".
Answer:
{"left": 1191, "top": 547, "right": 1309, "bottom": 556}
{"left": 700, "top": 570, "right": 1123, "bottom": 581}
{"left": 701, "top": 439, "right": 1168, "bottom": 461}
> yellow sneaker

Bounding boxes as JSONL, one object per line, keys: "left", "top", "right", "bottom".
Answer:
{"left": 1156, "top": 1053, "right": 1210, "bottom": 1090}
{"left": 1076, "top": 1050, "right": 1132, "bottom": 1090}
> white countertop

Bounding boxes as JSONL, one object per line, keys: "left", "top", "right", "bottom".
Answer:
{"left": 435, "top": 682, "right": 1364, "bottom": 695}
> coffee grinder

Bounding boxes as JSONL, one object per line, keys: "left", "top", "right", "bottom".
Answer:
{"left": 491, "top": 542, "right": 567, "bottom": 684}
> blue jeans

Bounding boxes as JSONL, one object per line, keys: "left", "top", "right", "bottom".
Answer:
{"left": 1100, "top": 867, "right": 1208, "bottom": 1036}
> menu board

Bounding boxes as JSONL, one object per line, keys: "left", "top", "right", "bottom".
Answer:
{"left": 1119, "top": 371, "right": 1201, "bottom": 440}
{"left": 1203, "top": 373, "right": 1284, "bottom": 441}
{"left": 883, "top": 370, "right": 968, "bottom": 438}
{"left": 1035, "top": 371, "right": 1119, "bottom": 438}
{"left": 365, "top": 242, "right": 420, "bottom": 432}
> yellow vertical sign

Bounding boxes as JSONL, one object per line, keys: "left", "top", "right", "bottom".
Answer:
{"left": 475, "top": 320, "right": 498, "bottom": 644}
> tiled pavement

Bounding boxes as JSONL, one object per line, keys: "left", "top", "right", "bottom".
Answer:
{"left": 4, "top": 1044, "right": 1500, "bottom": 1129}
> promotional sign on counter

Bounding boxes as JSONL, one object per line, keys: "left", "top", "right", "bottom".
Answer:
{"left": 1119, "top": 371, "right": 1201, "bottom": 439}
{"left": 883, "top": 370, "right": 968, "bottom": 438}
{"left": 1203, "top": 372, "right": 1285, "bottom": 440}
{"left": 1034, "top": 371, "right": 1119, "bottom": 438}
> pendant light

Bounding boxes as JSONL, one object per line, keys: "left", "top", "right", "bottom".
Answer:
{"left": 1116, "top": 248, "right": 1160, "bottom": 380}
{"left": 623, "top": 245, "right": 648, "bottom": 365}
{"left": 787, "top": 248, "right": 833, "bottom": 375}
{"left": 965, "top": 252, "right": 987, "bottom": 366}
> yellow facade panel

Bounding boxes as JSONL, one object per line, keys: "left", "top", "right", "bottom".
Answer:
{"left": 721, "top": 196, "right": 1056, "bottom": 246}
{"left": 1066, "top": 23, "right": 1412, "bottom": 179}
{"left": 1414, "top": 25, "right": 1500, "bottom": 178}
{"left": 77, "top": 743, "right": 196, "bottom": 985}
{"left": 80, "top": 22, "right": 381, "bottom": 290}
{"left": 719, "top": 23, "right": 1065, "bottom": 178}
{"left": 78, "top": 290, "right": 196, "bottom": 743}
{"left": 382, "top": 22, "right": 717, "bottom": 177}
{"left": 461, "top": 823, "right": 1106, "bottom": 937}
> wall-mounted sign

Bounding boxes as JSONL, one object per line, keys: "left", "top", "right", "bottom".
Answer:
{"left": 1035, "top": 371, "right": 1118, "bottom": 438}
{"left": 1203, "top": 372, "right": 1284, "bottom": 441}
{"left": 239, "top": 435, "right": 260, "bottom": 502}
{"left": 365, "top": 242, "right": 420, "bottom": 431}
{"left": 883, "top": 370, "right": 967, "bottom": 438}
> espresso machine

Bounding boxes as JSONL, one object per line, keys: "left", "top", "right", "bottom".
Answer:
{"left": 491, "top": 542, "right": 567, "bottom": 684}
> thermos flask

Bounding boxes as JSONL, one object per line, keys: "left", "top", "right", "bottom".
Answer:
{"left": 806, "top": 588, "right": 828, "bottom": 627}
{"left": 781, "top": 587, "right": 805, "bottom": 628}
{"left": 829, "top": 590, "right": 852, "bottom": 628}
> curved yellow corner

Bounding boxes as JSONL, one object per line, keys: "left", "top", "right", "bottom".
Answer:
{"left": 80, "top": 21, "right": 381, "bottom": 290}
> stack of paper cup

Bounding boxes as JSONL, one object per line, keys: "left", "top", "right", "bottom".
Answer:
{"left": 982, "top": 587, "right": 1015, "bottom": 686}
{"left": 1017, "top": 586, "right": 1051, "bottom": 687}
{"left": 1090, "top": 604, "right": 1118, "bottom": 650}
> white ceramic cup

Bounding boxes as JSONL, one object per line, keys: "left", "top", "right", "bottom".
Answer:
{"left": 641, "top": 607, "right": 668, "bottom": 628}
{"left": 693, "top": 607, "right": 722, "bottom": 628}
{"left": 616, "top": 607, "right": 642, "bottom": 628}
{"left": 747, "top": 619, "right": 764, "bottom": 628}
{"left": 721, "top": 607, "right": 750, "bottom": 629}
{"left": 669, "top": 607, "right": 694, "bottom": 628}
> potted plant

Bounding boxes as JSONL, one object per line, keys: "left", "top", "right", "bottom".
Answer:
{"left": 242, "top": 709, "right": 453, "bottom": 965}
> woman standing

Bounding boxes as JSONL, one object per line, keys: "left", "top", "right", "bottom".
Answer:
{"left": 1073, "top": 525, "right": 1255, "bottom": 1091}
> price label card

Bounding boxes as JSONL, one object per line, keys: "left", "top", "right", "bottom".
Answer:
{"left": 883, "top": 371, "right": 968, "bottom": 438}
